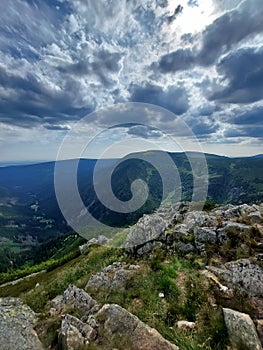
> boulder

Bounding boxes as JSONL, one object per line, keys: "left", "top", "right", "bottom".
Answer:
{"left": 223, "top": 308, "right": 262, "bottom": 350}
{"left": 167, "top": 224, "right": 189, "bottom": 242}
{"left": 213, "top": 204, "right": 241, "bottom": 220}
{"left": 194, "top": 227, "right": 216, "bottom": 254}
{"left": 63, "top": 285, "right": 99, "bottom": 314}
{"left": 86, "top": 262, "right": 140, "bottom": 291}
{"left": 96, "top": 303, "right": 179, "bottom": 350}
{"left": 173, "top": 241, "right": 195, "bottom": 254}
{"left": 125, "top": 214, "right": 167, "bottom": 253}
{"left": 184, "top": 210, "right": 217, "bottom": 229}
{"left": 217, "top": 222, "right": 251, "bottom": 245}
{"left": 79, "top": 235, "right": 110, "bottom": 253}
{"left": 58, "top": 314, "right": 97, "bottom": 350}
{"left": 207, "top": 259, "right": 263, "bottom": 297}
{"left": 248, "top": 212, "right": 263, "bottom": 224}
{"left": 137, "top": 241, "right": 163, "bottom": 255}
{"left": 0, "top": 297, "right": 44, "bottom": 350}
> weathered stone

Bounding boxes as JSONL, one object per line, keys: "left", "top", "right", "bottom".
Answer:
{"left": 58, "top": 313, "right": 97, "bottom": 350}
{"left": 137, "top": 241, "right": 163, "bottom": 255}
{"left": 177, "top": 320, "right": 195, "bottom": 330}
{"left": 86, "top": 262, "right": 140, "bottom": 291}
{"left": 184, "top": 210, "right": 217, "bottom": 229}
{"left": 207, "top": 259, "right": 263, "bottom": 297}
{"left": 217, "top": 222, "right": 251, "bottom": 245}
{"left": 248, "top": 212, "right": 263, "bottom": 224}
{"left": 223, "top": 308, "right": 262, "bottom": 350}
{"left": 173, "top": 241, "right": 195, "bottom": 254}
{"left": 50, "top": 294, "right": 64, "bottom": 311}
{"left": 79, "top": 235, "right": 110, "bottom": 254}
{"left": 256, "top": 319, "right": 263, "bottom": 346}
{"left": 214, "top": 204, "right": 241, "bottom": 220}
{"left": 167, "top": 224, "right": 189, "bottom": 242}
{"left": 0, "top": 297, "right": 44, "bottom": 350}
{"left": 63, "top": 285, "right": 99, "bottom": 314}
{"left": 59, "top": 316, "right": 85, "bottom": 350}
{"left": 125, "top": 214, "right": 167, "bottom": 252}
{"left": 194, "top": 227, "right": 216, "bottom": 254}
{"left": 96, "top": 303, "right": 179, "bottom": 350}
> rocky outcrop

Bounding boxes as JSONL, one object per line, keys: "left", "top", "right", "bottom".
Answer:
{"left": 50, "top": 285, "right": 100, "bottom": 315}
{"left": 79, "top": 235, "right": 110, "bottom": 253}
{"left": 207, "top": 259, "right": 263, "bottom": 297}
{"left": 125, "top": 213, "right": 168, "bottom": 253}
{"left": 217, "top": 222, "right": 251, "bottom": 244}
{"left": 194, "top": 227, "right": 216, "bottom": 254}
{"left": 96, "top": 303, "right": 179, "bottom": 350}
{"left": 223, "top": 308, "right": 262, "bottom": 350}
{"left": 0, "top": 297, "right": 44, "bottom": 350}
{"left": 55, "top": 285, "right": 179, "bottom": 350}
{"left": 58, "top": 314, "right": 97, "bottom": 350}
{"left": 124, "top": 202, "right": 263, "bottom": 257}
{"left": 86, "top": 261, "right": 140, "bottom": 291}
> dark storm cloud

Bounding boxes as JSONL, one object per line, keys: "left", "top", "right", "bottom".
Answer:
{"left": 231, "top": 106, "right": 263, "bottom": 126}
{"left": 0, "top": 66, "right": 93, "bottom": 127}
{"left": 192, "top": 104, "right": 220, "bottom": 117}
{"left": 191, "top": 121, "right": 218, "bottom": 138}
{"left": 224, "top": 125, "right": 263, "bottom": 140}
{"left": 186, "top": 116, "right": 219, "bottom": 138}
{"left": 223, "top": 106, "right": 263, "bottom": 140}
{"left": 130, "top": 83, "right": 189, "bottom": 115}
{"left": 209, "top": 47, "right": 263, "bottom": 104}
{"left": 58, "top": 50, "right": 122, "bottom": 87}
{"left": 156, "top": 0, "right": 263, "bottom": 73}
{"left": 157, "top": 49, "right": 195, "bottom": 73}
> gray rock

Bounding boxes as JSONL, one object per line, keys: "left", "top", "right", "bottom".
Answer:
{"left": 217, "top": 222, "right": 251, "bottom": 245}
{"left": 79, "top": 235, "right": 110, "bottom": 254}
{"left": 184, "top": 210, "right": 217, "bottom": 229}
{"left": 96, "top": 303, "right": 179, "bottom": 350}
{"left": 137, "top": 241, "right": 163, "bottom": 255}
{"left": 168, "top": 224, "right": 189, "bottom": 241}
{"left": 173, "top": 241, "right": 195, "bottom": 254}
{"left": 58, "top": 314, "right": 97, "bottom": 350}
{"left": 177, "top": 320, "right": 195, "bottom": 329}
{"left": 63, "top": 285, "right": 99, "bottom": 314}
{"left": 194, "top": 227, "right": 216, "bottom": 253}
{"left": 207, "top": 259, "right": 263, "bottom": 297}
{"left": 223, "top": 308, "right": 262, "bottom": 350}
{"left": 86, "top": 262, "right": 140, "bottom": 291}
{"left": 0, "top": 297, "right": 44, "bottom": 350}
{"left": 248, "top": 212, "right": 263, "bottom": 224}
{"left": 125, "top": 214, "right": 167, "bottom": 252}
{"left": 240, "top": 203, "right": 260, "bottom": 217}
{"left": 50, "top": 294, "right": 64, "bottom": 311}
{"left": 214, "top": 204, "right": 241, "bottom": 220}
{"left": 256, "top": 319, "right": 263, "bottom": 346}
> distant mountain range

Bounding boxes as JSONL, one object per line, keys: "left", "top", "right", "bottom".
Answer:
{"left": 0, "top": 151, "right": 263, "bottom": 272}
{"left": 0, "top": 151, "right": 263, "bottom": 232}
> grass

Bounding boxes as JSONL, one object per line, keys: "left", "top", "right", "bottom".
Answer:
{"left": 0, "top": 244, "right": 231, "bottom": 350}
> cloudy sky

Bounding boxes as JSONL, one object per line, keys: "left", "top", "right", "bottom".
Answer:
{"left": 0, "top": 0, "right": 263, "bottom": 162}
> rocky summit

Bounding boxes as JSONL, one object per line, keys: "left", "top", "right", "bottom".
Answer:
{"left": 0, "top": 202, "right": 262, "bottom": 349}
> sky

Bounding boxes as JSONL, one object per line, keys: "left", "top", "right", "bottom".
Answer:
{"left": 0, "top": 0, "right": 263, "bottom": 161}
